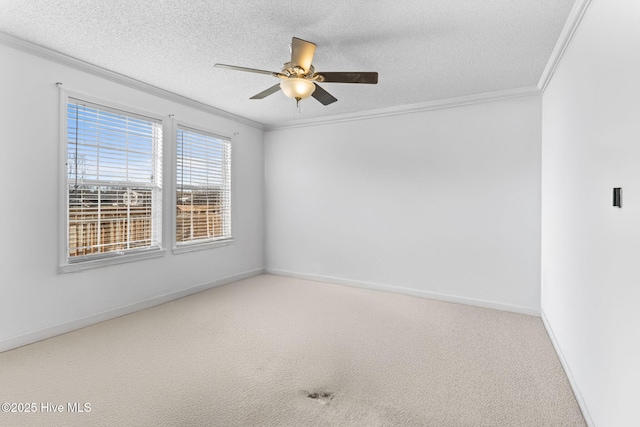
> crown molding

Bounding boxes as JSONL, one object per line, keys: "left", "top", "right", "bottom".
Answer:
{"left": 0, "top": 31, "right": 265, "bottom": 130}
{"left": 538, "top": 0, "right": 593, "bottom": 93}
{"left": 265, "top": 86, "right": 541, "bottom": 131}
{"left": 1, "top": 30, "right": 552, "bottom": 133}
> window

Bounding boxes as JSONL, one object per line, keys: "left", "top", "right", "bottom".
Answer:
{"left": 64, "top": 97, "right": 163, "bottom": 269}
{"left": 175, "top": 125, "right": 232, "bottom": 249}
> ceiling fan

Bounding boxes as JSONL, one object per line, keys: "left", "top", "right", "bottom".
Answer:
{"left": 214, "top": 37, "right": 378, "bottom": 107}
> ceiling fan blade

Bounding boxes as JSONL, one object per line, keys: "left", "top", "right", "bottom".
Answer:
{"left": 291, "top": 37, "right": 316, "bottom": 73}
{"left": 312, "top": 83, "right": 338, "bottom": 106}
{"left": 250, "top": 84, "right": 281, "bottom": 99}
{"left": 214, "top": 63, "right": 282, "bottom": 77}
{"left": 318, "top": 72, "right": 378, "bottom": 84}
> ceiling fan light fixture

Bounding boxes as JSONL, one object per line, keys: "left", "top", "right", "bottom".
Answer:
{"left": 280, "top": 78, "right": 315, "bottom": 101}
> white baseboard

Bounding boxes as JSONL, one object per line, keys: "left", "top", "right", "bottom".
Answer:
{"left": 541, "top": 309, "right": 595, "bottom": 427}
{"left": 266, "top": 269, "right": 540, "bottom": 317}
{"left": 0, "top": 268, "right": 265, "bottom": 354}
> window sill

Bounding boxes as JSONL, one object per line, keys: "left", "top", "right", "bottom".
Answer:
{"left": 172, "top": 238, "right": 234, "bottom": 255}
{"left": 59, "top": 248, "right": 166, "bottom": 273}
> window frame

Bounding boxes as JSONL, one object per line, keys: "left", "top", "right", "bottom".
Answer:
{"left": 59, "top": 89, "right": 166, "bottom": 273}
{"left": 171, "top": 120, "right": 233, "bottom": 254}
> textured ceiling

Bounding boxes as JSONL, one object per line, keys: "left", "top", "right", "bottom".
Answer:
{"left": 0, "top": 0, "right": 576, "bottom": 127}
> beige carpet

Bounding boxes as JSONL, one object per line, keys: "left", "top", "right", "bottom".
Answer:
{"left": 0, "top": 274, "right": 585, "bottom": 426}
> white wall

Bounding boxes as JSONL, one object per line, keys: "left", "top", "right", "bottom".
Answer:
{"left": 541, "top": 0, "right": 640, "bottom": 426}
{"left": 265, "top": 96, "right": 542, "bottom": 314}
{"left": 0, "top": 44, "right": 265, "bottom": 350}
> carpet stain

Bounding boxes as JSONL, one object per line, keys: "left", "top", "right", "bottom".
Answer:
{"left": 305, "top": 391, "right": 334, "bottom": 404}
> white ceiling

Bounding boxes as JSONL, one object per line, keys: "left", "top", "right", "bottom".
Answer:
{"left": 0, "top": 0, "right": 576, "bottom": 127}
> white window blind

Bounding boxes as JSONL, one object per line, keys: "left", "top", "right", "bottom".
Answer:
{"left": 66, "top": 99, "right": 163, "bottom": 262}
{"left": 176, "top": 126, "right": 231, "bottom": 245}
